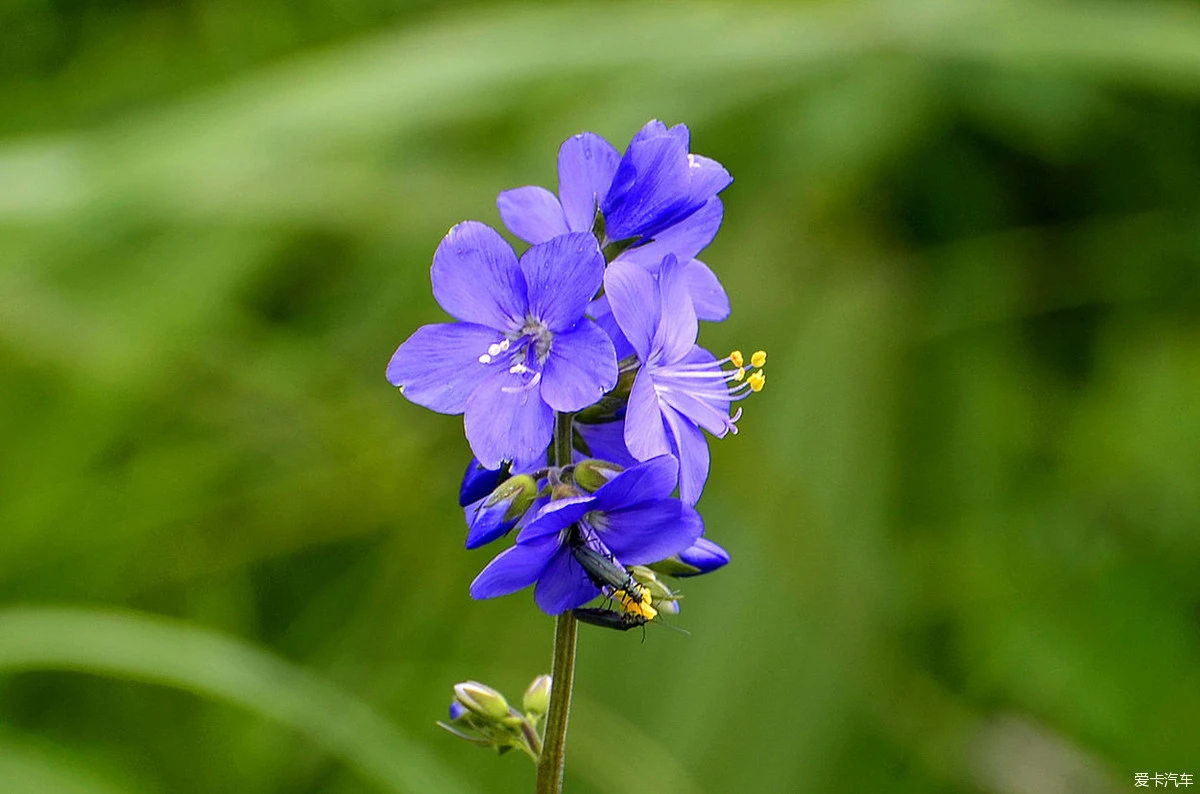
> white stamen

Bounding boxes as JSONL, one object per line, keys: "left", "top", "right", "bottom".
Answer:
{"left": 509, "top": 363, "right": 529, "bottom": 375}
{"left": 478, "top": 354, "right": 492, "bottom": 364}
{"left": 498, "top": 339, "right": 511, "bottom": 352}
{"left": 487, "top": 343, "right": 503, "bottom": 357}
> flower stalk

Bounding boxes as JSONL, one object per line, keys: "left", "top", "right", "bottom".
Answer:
{"left": 536, "top": 411, "right": 578, "bottom": 793}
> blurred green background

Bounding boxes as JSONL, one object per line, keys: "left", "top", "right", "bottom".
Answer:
{"left": 2, "top": 1, "right": 1198, "bottom": 792}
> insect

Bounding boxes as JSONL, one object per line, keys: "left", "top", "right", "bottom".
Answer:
{"left": 573, "top": 606, "right": 651, "bottom": 632}
{"left": 569, "top": 541, "right": 649, "bottom": 607}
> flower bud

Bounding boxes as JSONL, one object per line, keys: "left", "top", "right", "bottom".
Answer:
{"left": 651, "top": 537, "right": 730, "bottom": 577}
{"left": 465, "top": 474, "right": 538, "bottom": 549}
{"left": 459, "top": 458, "right": 512, "bottom": 507}
{"left": 572, "top": 459, "right": 624, "bottom": 492}
{"left": 676, "top": 537, "right": 730, "bottom": 575}
{"left": 522, "top": 674, "right": 552, "bottom": 717}
{"left": 448, "top": 701, "right": 469, "bottom": 722}
{"left": 454, "top": 681, "right": 511, "bottom": 722}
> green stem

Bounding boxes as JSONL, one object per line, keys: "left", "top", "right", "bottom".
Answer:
{"left": 536, "top": 412, "right": 578, "bottom": 793}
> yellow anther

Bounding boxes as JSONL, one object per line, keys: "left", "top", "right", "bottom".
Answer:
{"left": 729, "top": 350, "right": 744, "bottom": 368}
{"left": 733, "top": 367, "right": 745, "bottom": 381}
{"left": 748, "top": 370, "right": 765, "bottom": 392}
{"left": 751, "top": 350, "right": 766, "bottom": 368}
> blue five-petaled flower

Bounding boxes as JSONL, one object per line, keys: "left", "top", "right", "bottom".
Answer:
{"left": 387, "top": 222, "right": 618, "bottom": 469}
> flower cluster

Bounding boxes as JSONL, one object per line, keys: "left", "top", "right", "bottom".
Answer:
{"left": 388, "top": 120, "right": 763, "bottom": 622}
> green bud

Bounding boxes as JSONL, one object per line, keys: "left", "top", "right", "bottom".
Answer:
{"left": 523, "top": 674, "right": 552, "bottom": 717}
{"left": 454, "top": 681, "right": 511, "bottom": 722}
{"left": 573, "top": 459, "right": 624, "bottom": 492}
{"left": 486, "top": 474, "right": 538, "bottom": 521}
{"left": 630, "top": 565, "right": 682, "bottom": 613}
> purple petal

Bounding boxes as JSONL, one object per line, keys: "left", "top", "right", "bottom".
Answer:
{"left": 465, "top": 497, "right": 518, "bottom": 549}
{"left": 618, "top": 198, "right": 723, "bottom": 269}
{"left": 459, "top": 457, "right": 506, "bottom": 506}
{"left": 686, "top": 154, "right": 732, "bottom": 203}
{"left": 624, "top": 369, "right": 672, "bottom": 461}
{"left": 387, "top": 322, "right": 502, "bottom": 414}
{"left": 653, "top": 347, "right": 733, "bottom": 438}
{"left": 652, "top": 255, "right": 698, "bottom": 363}
{"left": 539, "top": 321, "right": 617, "bottom": 413}
{"left": 592, "top": 455, "right": 679, "bottom": 511}
{"left": 521, "top": 233, "right": 605, "bottom": 332}
{"left": 602, "top": 135, "right": 693, "bottom": 242}
{"left": 603, "top": 260, "right": 659, "bottom": 361}
{"left": 677, "top": 537, "right": 730, "bottom": 575}
{"left": 588, "top": 295, "right": 635, "bottom": 361}
{"left": 558, "top": 132, "right": 621, "bottom": 233}
{"left": 516, "top": 495, "right": 593, "bottom": 543}
{"left": 663, "top": 404, "right": 710, "bottom": 505}
{"left": 630, "top": 119, "right": 688, "bottom": 149}
{"left": 534, "top": 546, "right": 601, "bottom": 614}
{"left": 576, "top": 419, "right": 639, "bottom": 468}
{"left": 432, "top": 221, "right": 526, "bottom": 329}
{"left": 600, "top": 499, "right": 704, "bottom": 565}
{"left": 497, "top": 186, "right": 570, "bottom": 245}
{"left": 469, "top": 536, "right": 558, "bottom": 600}
{"left": 682, "top": 259, "right": 730, "bottom": 322}
{"left": 463, "top": 367, "right": 555, "bottom": 469}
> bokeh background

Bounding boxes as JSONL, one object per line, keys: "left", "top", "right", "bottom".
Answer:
{"left": 2, "top": 1, "right": 1198, "bottom": 792}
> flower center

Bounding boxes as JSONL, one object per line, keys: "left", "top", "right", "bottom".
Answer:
{"left": 474, "top": 316, "right": 556, "bottom": 393}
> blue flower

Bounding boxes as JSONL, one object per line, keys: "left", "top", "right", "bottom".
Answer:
{"left": 496, "top": 121, "right": 732, "bottom": 323}
{"left": 676, "top": 537, "right": 731, "bottom": 576}
{"left": 468, "top": 456, "right": 703, "bottom": 615}
{"left": 604, "top": 255, "right": 764, "bottom": 505}
{"left": 387, "top": 223, "right": 618, "bottom": 468}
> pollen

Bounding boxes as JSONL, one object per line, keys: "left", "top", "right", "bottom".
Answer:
{"left": 729, "top": 350, "right": 744, "bottom": 368}
{"left": 733, "top": 368, "right": 745, "bottom": 382}
{"left": 751, "top": 350, "right": 767, "bottom": 368}
{"left": 748, "top": 370, "right": 765, "bottom": 392}
{"left": 615, "top": 586, "right": 657, "bottom": 621}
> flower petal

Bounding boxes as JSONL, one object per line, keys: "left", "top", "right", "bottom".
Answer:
{"left": 682, "top": 258, "right": 730, "bottom": 322}
{"left": 676, "top": 537, "right": 730, "bottom": 575}
{"left": 521, "top": 233, "right": 605, "bottom": 332}
{"left": 535, "top": 546, "right": 601, "bottom": 614}
{"left": 601, "top": 499, "right": 704, "bottom": 565}
{"left": 576, "top": 419, "right": 639, "bottom": 468}
{"left": 593, "top": 455, "right": 679, "bottom": 511}
{"left": 604, "top": 260, "right": 659, "bottom": 361}
{"left": 652, "top": 255, "right": 698, "bottom": 363}
{"left": 557, "top": 132, "right": 621, "bottom": 233}
{"left": 588, "top": 295, "right": 635, "bottom": 361}
{"left": 497, "top": 186, "right": 570, "bottom": 245}
{"left": 663, "top": 403, "right": 710, "bottom": 505}
{"left": 463, "top": 367, "right": 555, "bottom": 469}
{"left": 469, "top": 536, "right": 558, "bottom": 600}
{"left": 432, "top": 221, "right": 527, "bottom": 329}
{"left": 602, "top": 135, "right": 693, "bottom": 242}
{"left": 516, "top": 496, "right": 593, "bottom": 543}
{"left": 624, "top": 369, "right": 672, "bottom": 461}
{"left": 539, "top": 321, "right": 617, "bottom": 412}
{"left": 618, "top": 198, "right": 723, "bottom": 269}
{"left": 686, "top": 153, "right": 733, "bottom": 203}
{"left": 386, "top": 322, "right": 502, "bottom": 414}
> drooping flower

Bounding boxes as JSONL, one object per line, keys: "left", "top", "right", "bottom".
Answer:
{"left": 676, "top": 537, "right": 731, "bottom": 576}
{"left": 387, "top": 223, "right": 618, "bottom": 468}
{"left": 469, "top": 456, "right": 703, "bottom": 615}
{"left": 604, "top": 255, "right": 765, "bottom": 505}
{"left": 497, "top": 121, "right": 732, "bottom": 322}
